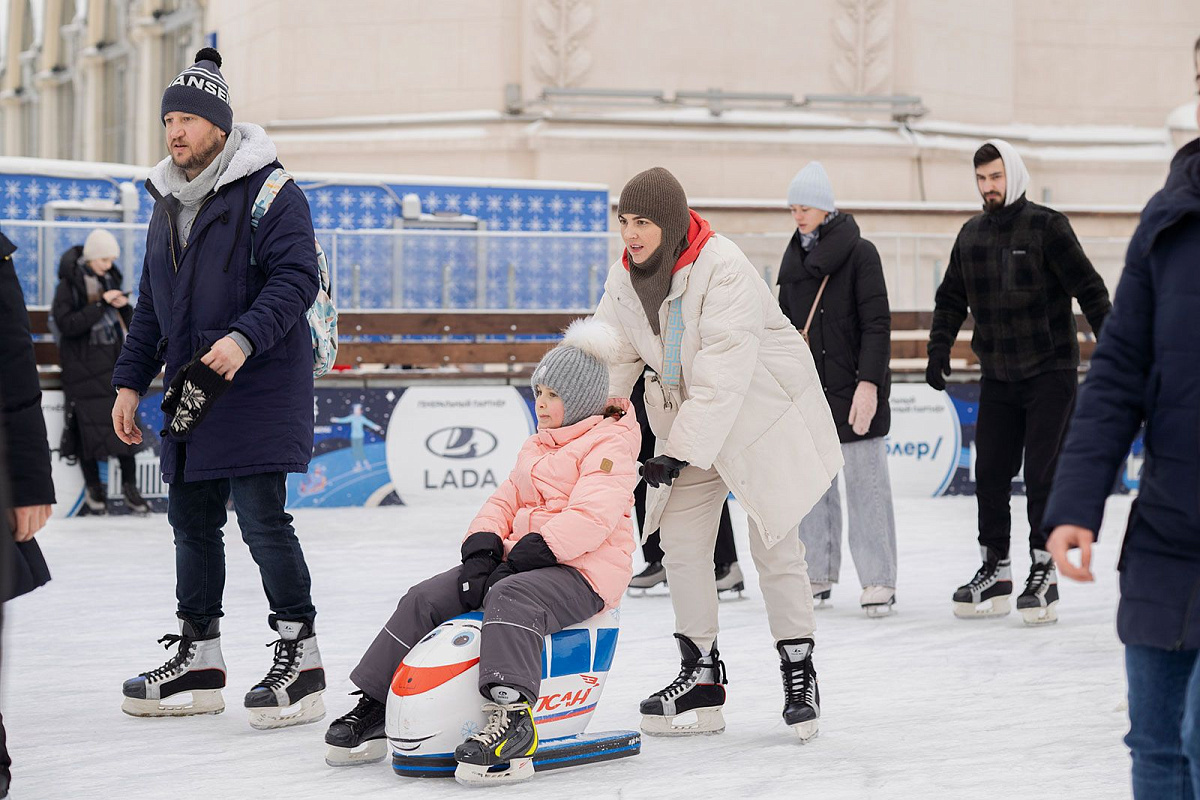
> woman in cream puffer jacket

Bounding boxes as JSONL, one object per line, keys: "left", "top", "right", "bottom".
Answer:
{"left": 593, "top": 167, "right": 842, "bottom": 740}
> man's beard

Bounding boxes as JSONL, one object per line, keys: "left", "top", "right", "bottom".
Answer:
{"left": 173, "top": 133, "right": 225, "bottom": 174}
{"left": 982, "top": 194, "right": 1004, "bottom": 211}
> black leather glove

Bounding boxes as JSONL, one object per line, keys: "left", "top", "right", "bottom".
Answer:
{"left": 506, "top": 533, "right": 558, "bottom": 572}
{"left": 925, "top": 351, "right": 951, "bottom": 392}
{"left": 640, "top": 455, "right": 688, "bottom": 488}
{"left": 458, "top": 531, "right": 504, "bottom": 610}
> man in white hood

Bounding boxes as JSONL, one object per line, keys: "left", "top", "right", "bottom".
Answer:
{"left": 926, "top": 139, "right": 1111, "bottom": 626}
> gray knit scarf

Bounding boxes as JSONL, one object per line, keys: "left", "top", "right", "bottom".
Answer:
{"left": 800, "top": 209, "right": 839, "bottom": 252}
{"left": 162, "top": 126, "right": 243, "bottom": 245}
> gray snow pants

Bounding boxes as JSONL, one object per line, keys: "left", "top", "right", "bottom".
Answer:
{"left": 350, "top": 563, "right": 604, "bottom": 704}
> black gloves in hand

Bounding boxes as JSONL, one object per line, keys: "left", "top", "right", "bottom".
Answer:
{"left": 640, "top": 455, "right": 688, "bottom": 488}
{"left": 506, "top": 533, "right": 558, "bottom": 572}
{"left": 482, "top": 533, "right": 559, "bottom": 597}
{"left": 458, "top": 531, "right": 504, "bottom": 610}
{"left": 925, "top": 351, "right": 951, "bottom": 392}
{"left": 161, "top": 346, "right": 232, "bottom": 437}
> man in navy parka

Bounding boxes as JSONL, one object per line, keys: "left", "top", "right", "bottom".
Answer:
{"left": 1044, "top": 38, "right": 1200, "bottom": 798}
{"left": 110, "top": 48, "right": 327, "bottom": 730}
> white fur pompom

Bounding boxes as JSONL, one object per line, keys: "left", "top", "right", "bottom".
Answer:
{"left": 559, "top": 317, "right": 621, "bottom": 366}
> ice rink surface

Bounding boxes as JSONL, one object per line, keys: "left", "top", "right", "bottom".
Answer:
{"left": 5, "top": 494, "right": 1135, "bottom": 799}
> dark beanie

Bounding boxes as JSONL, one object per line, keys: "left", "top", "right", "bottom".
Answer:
{"left": 617, "top": 167, "right": 691, "bottom": 335}
{"left": 161, "top": 48, "right": 232, "bottom": 133}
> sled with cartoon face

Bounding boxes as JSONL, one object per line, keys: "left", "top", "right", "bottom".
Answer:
{"left": 376, "top": 609, "right": 639, "bottom": 783}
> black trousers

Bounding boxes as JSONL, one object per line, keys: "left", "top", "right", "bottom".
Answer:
{"left": 80, "top": 454, "right": 136, "bottom": 489}
{"left": 975, "top": 370, "right": 1077, "bottom": 558}
{"left": 631, "top": 375, "right": 738, "bottom": 566}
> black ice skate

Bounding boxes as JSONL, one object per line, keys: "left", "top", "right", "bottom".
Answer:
{"left": 812, "top": 581, "right": 833, "bottom": 608}
{"left": 122, "top": 481, "right": 150, "bottom": 514}
{"left": 453, "top": 701, "right": 539, "bottom": 785}
{"left": 778, "top": 638, "right": 820, "bottom": 742}
{"left": 83, "top": 483, "right": 107, "bottom": 515}
{"left": 325, "top": 690, "right": 387, "bottom": 766}
{"left": 244, "top": 620, "right": 326, "bottom": 730}
{"left": 952, "top": 546, "right": 1013, "bottom": 618}
{"left": 121, "top": 618, "right": 226, "bottom": 717}
{"left": 627, "top": 561, "right": 666, "bottom": 595}
{"left": 715, "top": 562, "right": 745, "bottom": 597}
{"left": 639, "top": 634, "right": 727, "bottom": 736}
{"left": 1017, "top": 549, "right": 1060, "bottom": 626}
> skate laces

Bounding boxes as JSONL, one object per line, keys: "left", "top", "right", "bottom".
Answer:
{"left": 468, "top": 702, "right": 525, "bottom": 746}
{"left": 966, "top": 562, "right": 999, "bottom": 591}
{"left": 334, "top": 690, "right": 383, "bottom": 727}
{"left": 256, "top": 638, "right": 301, "bottom": 690}
{"left": 1024, "top": 561, "right": 1053, "bottom": 594}
{"left": 140, "top": 634, "right": 194, "bottom": 681}
{"left": 781, "top": 658, "right": 817, "bottom": 707}
{"left": 653, "top": 654, "right": 727, "bottom": 700}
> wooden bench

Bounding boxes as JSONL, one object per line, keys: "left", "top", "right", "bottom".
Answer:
{"left": 26, "top": 308, "right": 1096, "bottom": 379}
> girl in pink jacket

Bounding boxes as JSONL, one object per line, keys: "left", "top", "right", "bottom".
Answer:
{"left": 325, "top": 319, "right": 641, "bottom": 771}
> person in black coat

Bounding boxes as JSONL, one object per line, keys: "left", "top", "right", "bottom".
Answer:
{"left": 627, "top": 372, "right": 743, "bottom": 594}
{"left": 777, "top": 162, "right": 898, "bottom": 617}
{"left": 0, "top": 229, "right": 55, "bottom": 799}
{"left": 1043, "top": 44, "right": 1200, "bottom": 796}
{"left": 51, "top": 229, "right": 147, "bottom": 514}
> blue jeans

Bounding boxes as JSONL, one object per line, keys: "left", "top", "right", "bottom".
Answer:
{"left": 167, "top": 458, "right": 316, "bottom": 631}
{"left": 1126, "top": 645, "right": 1200, "bottom": 799}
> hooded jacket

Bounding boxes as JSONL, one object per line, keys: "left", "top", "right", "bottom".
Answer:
{"left": 595, "top": 213, "right": 843, "bottom": 547}
{"left": 467, "top": 399, "right": 641, "bottom": 611}
{"left": 928, "top": 142, "right": 1111, "bottom": 382}
{"left": 1043, "top": 138, "right": 1200, "bottom": 651}
{"left": 51, "top": 247, "right": 138, "bottom": 461}
{"left": 777, "top": 212, "right": 891, "bottom": 443}
{"left": 112, "top": 123, "right": 320, "bottom": 482}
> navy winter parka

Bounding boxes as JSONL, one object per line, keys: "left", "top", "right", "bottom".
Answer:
{"left": 112, "top": 124, "right": 319, "bottom": 483}
{"left": 1043, "top": 138, "right": 1200, "bottom": 651}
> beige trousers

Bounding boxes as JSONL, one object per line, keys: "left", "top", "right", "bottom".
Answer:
{"left": 658, "top": 465, "right": 817, "bottom": 652}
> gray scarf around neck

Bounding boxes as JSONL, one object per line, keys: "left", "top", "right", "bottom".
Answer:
{"left": 801, "top": 209, "right": 839, "bottom": 252}
{"left": 163, "top": 126, "right": 242, "bottom": 245}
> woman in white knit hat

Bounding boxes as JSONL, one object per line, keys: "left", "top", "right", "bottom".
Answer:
{"left": 50, "top": 229, "right": 149, "bottom": 514}
{"left": 778, "top": 161, "right": 898, "bottom": 616}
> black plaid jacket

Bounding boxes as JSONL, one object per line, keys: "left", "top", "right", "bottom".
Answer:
{"left": 928, "top": 196, "right": 1111, "bottom": 382}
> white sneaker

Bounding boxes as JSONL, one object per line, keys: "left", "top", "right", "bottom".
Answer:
{"left": 811, "top": 582, "right": 832, "bottom": 608}
{"left": 860, "top": 586, "right": 896, "bottom": 617}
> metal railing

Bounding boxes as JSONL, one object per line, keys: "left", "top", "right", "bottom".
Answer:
{"left": 7, "top": 218, "right": 1130, "bottom": 313}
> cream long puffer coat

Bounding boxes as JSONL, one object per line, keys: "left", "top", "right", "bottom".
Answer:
{"left": 594, "top": 231, "right": 844, "bottom": 547}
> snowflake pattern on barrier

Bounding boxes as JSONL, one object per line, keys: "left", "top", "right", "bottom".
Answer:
{"left": 1, "top": 170, "right": 610, "bottom": 310}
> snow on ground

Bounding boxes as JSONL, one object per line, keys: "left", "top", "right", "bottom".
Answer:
{"left": 5, "top": 495, "right": 1135, "bottom": 799}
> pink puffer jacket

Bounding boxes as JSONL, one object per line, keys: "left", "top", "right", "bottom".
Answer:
{"left": 467, "top": 399, "right": 641, "bottom": 611}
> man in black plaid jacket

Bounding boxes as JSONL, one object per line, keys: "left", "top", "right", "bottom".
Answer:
{"left": 927, "top": 139, "right": 1111, "bottom": 625}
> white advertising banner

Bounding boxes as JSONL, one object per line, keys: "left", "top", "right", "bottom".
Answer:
{"left": 885, "top": 384, "right": 962, "bottom": 498}
{"left": 40, "top": 390, "right": 85, "bottom": 514}
{"left": 385, "top": 386, "right": 535, "bottom": 507}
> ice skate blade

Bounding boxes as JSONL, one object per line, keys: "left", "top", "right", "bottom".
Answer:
{"left": 121, "top": 689, "right": 225, "bottom": 717}
{"left": 790, "top": 720, "right": 819, "bottom": 743}
{"left": 1019, "top": 602, "right": 1059, "bottom": 626}
{"left": 454, "top": 756, "right": 535, "bottom": 786}
{"left": 326, "top": 738, "right": 387, "bottom": 767}
{"left": 717, "top": 586, "right": 746, "bottom": 601}
{"left": 863, "top": 602, "right": 895, "bottom": 618}
{"left": 953, "top": 596, "right": 1011, "bottom": 619}
{"left": 640, "top": 707, "right": 725, "bottom": 737}
{"left": 248, "top": 692, "right": 326, "bottom": 730}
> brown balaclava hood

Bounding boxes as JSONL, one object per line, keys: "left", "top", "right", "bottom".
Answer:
{"left": 617, "top": 167, "right": 691, "bottom": 335}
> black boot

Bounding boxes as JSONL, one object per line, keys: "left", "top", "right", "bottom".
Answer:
{"left": 122, "top": 482, "right": 150, "bottom": 514}
{"left": 83, "top": 483, "right": 107, "bottom": 515}
{"left": 325, "top": 690, "right": 387, "bottom": 766}
{"left": 640, "top": 633, "right": 727, "bottom": 735}
{"left": 777, "top": 638, "right": 819, "bottom": 742}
